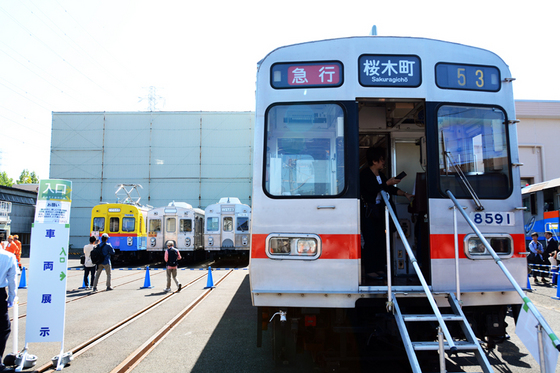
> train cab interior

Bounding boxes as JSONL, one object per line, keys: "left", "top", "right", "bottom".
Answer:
{"left": 358, "top": 99, "right": 430, "bottom": 287}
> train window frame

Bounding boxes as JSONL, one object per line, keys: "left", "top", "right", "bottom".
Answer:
{"left": 237, "top": 217, "right": 249, "bottom": 232}
{"left": 93, "top": 217, "right": 105, "bottom": 232}
{"left": 149, "top": 219, "right": 161, "bottom": 232}
{"left": 122, "top": 217, "right": 135, "bottom": 233}
{"left": 463, "top": 233, "right": 513, "bottom": 259}
{"left": 180, "top": 219, "right": 192, "bottom": 233}
{"left": 436, "top": 104, "right": 512, "bottom": 199}
{"left": 207, "top": 217, "right": 219, "bottom": 232}
{"left": 166, "top": 217, "right": 176, "bottom": 233}
{"left": 109, "top": 217, "right": 119, "bottom": 233}
{"left": 223, "top": 217, "right": 233, "bottom": 232}
{"left": 263, "top": 102, "right": 346, "bottom": 198}
{"left": 266, "top": 233, "right": 322, "bottom": 260}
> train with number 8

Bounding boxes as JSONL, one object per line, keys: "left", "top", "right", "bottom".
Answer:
{"left": 204, "top": 197, "right": 251, "bottom": 261}
{"left": 250, "top": 36, "right": 529, "bottom": 370}
{"left": 146, "top": 201, "right": 205, "bottom": 261}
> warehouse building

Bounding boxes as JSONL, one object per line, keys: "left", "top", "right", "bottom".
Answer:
{"left": 50, "top": 111, "right": 254, "bottom": 249}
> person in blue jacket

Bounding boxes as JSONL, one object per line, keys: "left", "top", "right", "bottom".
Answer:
{"left": 92, "top": 233, "right": 116, "bottom": 292}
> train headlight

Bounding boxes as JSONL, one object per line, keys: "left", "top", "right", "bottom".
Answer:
{"left": 127, "top": 237, "right": 133, "bottom": 246}
{"left": 185, "top": 237, "right": 191, "bottom": 247}
{"left": 464, "top": 234, "right": 513, "bottom": 259}
{"left": 208, "top": 237, "right": 214, "bottom": 246}
{"left": 242, "top": 236, "right": 248, "bottom": 246}
{"left": 297, "top": 239, "right": 317, "bottom": 255}
{"left": 267, "top": 234, "right": 321, "bottom": 260}
{"left": 150, "top": 238, "right": 156, "bottom": 247}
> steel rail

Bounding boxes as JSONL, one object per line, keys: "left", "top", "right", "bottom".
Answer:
{"left": 33, "top": 272, "right": 209, "bottom": 372}
{"left": 110, "top": 269, "right": 234, "bottom": 373}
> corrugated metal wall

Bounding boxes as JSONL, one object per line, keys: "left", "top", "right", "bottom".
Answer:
{"left": 50, "top": 111, "right": 254, "bottom": 250}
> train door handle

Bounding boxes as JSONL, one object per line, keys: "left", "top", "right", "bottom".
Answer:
{"left": 317, "top": 206, "right": 335, "bottom": 209}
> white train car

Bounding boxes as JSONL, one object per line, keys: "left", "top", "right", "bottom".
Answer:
{"left": 147, "top": 201, "right": 205, "bottom": 259}
{"left": 204, "top": 197, "right": 251, "bottom": 259}
{"left": 249, "top": 36, "right": 546, "bottom": 370}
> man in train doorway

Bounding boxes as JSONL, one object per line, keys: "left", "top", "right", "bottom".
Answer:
{"left": 360, "top": 146, "right": 413, "bottom": 282}
{"left": 92, "top": 233, "right": 115, "bottom": 292}
{"left": 164, "top": 241, "right": 182, "bottom": 292}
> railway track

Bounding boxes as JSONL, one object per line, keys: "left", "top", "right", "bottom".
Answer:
{"left": 33, "top": 269, "right": 234, "bottom": 372}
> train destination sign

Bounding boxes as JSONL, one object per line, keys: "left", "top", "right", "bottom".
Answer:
{"left": 436, "top": 63, "right": 501, "bottom": 92}
{"left": 271, "top": 62, "right": 343, "bottom": 89}
{"left": 359, "top": 54, "right": 421, "bottom": 87}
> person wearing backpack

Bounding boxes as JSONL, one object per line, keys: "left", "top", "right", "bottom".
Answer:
{"left": 164, "top": 241, "right": 182, "bottom": 292}
{"left": 91, "top": 233, "right": 115, "bottom": 292}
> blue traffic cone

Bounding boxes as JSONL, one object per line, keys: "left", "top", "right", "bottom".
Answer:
{"left": 79, "top": 278, "right": 86, "bottom": 289}
{"left": 553, "top": 281, "right": 560, "bottom": 300}
{"left": 140, "top": 266, "right": 153, "bottom": 289}
{"left": 526, "top": 274, "right": 532, "bottom": 292}
{"left": 204, "top": 266, "right": 215, "bottom": 289}
{"left": 18, "top": 267, "right": 27, "bottom": 289}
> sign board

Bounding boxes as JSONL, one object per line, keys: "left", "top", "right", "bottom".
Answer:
{"left": 25, "top": 223, "right": 70, "bottom": 342}
{"left": 271, "top": 61, "right": 343, "bottom": 88}
{"left": 359, "top": 54, "right": 421, "bottom": 87}
{"left": 34, "top": 179, "right": 72, "bottom": 224}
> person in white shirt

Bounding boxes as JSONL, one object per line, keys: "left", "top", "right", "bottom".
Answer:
{"left": 83, "top": 236, "right": 98, "bottom": 290}
{"left": 0, "top": 245, "right": 18, "bottom": 370}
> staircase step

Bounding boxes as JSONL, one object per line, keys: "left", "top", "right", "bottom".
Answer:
{"left": 402, "top": 314, "right": 464, "bottom": 322}
{"left": 412, "top": 341, "right": 479, "bottom": 352}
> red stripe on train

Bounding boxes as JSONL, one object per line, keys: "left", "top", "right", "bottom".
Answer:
{"left": 430, "top": 233, "right": 526, "bottom": 259}
{"left": 251, "top": 234, "right": 360, "bottom": 259}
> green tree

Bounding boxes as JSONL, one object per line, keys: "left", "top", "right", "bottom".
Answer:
{"left": 0, "top": 172, "right": 13, "bottom": 187}
{"left": 17, "top": 169, "right": 39, "bottom": 184}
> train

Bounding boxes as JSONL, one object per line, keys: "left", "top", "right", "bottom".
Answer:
{"left": 147, "top": 201, "right": 205, "bottom": 261}
{"left": 522, "top": 177, "right": 560, "bottom": 241}
{"left": 90, "top": 202, "right": 150, "bottom": 263}
{"left": 204, "top": 197, "right": 251, "bottom": 261}
{"left": 249, "top": 36, "right": 538, "bottom": 370}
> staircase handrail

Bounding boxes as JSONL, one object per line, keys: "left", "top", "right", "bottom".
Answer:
{"left": 446, "top": 189, "right": 560, "bottom": 352}
{"left": 381, "top": 191, "right": 458, "bottom": 352}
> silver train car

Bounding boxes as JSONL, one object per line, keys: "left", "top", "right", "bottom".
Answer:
{"left": 204, "top": 197, "right": 251, "bottom": 259}
{"left": 147, "top": 201, "right": 205, "bottom": 260}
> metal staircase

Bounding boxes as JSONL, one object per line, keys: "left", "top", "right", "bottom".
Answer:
{"left": 392, "top": 292, "right": 493, "bottom": 373}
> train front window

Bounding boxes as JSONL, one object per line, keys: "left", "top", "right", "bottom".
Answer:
{"left": 223, "top": 217, "right": 233, "bottom": 232}
{"left": 180, "top": 219, "right": 192, "bottom": 232}
{"left": 265, "top": 103, "right": 345, "bottom": 197}
{"left": 207, "top": 217, "right": 219, "bottom": 231}
{"left": 93, "top": 217, "right": 105, "bottom": 232}
{"left": 166, "top": 218, "right": 176, "bottom": 233}
{"left": 122, "top": 218, "right": 135, "bottom": 232}
{"left": 109, "top": 217, "right": 119, "bottom": 232}
{"left": 438, "top": 105, "right": 511, "bottom": 198}
{"left": 149, "top": 219, "right": 161, "bottom": 232}
{"left": 237, "top": 217, "right": 249, "bottom": 232}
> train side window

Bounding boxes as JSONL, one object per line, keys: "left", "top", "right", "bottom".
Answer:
{"left": 122, "top": 217, "right": 135, "bottom": 232}
{"left": 237, "top": 217, "right": 249, "bottom": 232}
{"left": 207, "top": 217, "right": 219, "bottom": 231}
{"left": 93, "top": 217, "right": 105, "bottom": 231}
{"left": 438, "top": 105, "right": 511, "bottom": 199}
{"left": 265, "top": 103, "right": 345, "bottom": 197}
{"left": 223, "top": 217, "right": 233, "bottom": 232}
{"left": 109, "top": 217, "right": 119, "bottom": 232}
{"left": 166, "top": 218, "right": 176, "bottom": 233}
{"left": 180, "top": 219, "right": 192, "bottom": 232}
{"left": 149, "top": 219, "right": 161, "bottom": 232}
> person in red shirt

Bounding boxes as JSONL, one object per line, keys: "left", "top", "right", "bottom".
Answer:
{"left": 5, "top": 236, "right": 21, "bottom": 270}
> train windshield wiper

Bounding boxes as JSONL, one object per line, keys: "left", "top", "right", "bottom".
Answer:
{"left": 442, "top": 133, "right": 484, "bottom": 211}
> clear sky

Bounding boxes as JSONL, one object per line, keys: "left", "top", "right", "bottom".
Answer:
{"left": 0, "top": 0, "right": 558, "bottom": 181}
